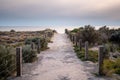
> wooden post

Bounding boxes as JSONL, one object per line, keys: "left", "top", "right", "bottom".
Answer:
{"left": 73, "top": 35, "right": 75, "bottom": 44}
{"left": 16, "top": 47, "right": 22, "bottom": 76}
{"left": 70, "top": 34, "right": 72, "bottom": 41}
{"left": 37, "top": 39, "right": 41, "bottom": 53}
{"left": 79, "top": 39, "right": 82, "bottom": 51}
{"left": 44, "top": 33, "right": 47, "bottom": 38}
{"left": 65, "top": 29, "right": 68, "bottom": 34}
{"left": 71, "top": 35, "right": 73, "bottom": 42}
{"left": 31, "top": 42, "right": 34, "bottom": 50}
{"left": 98, "top": 46, "right": 104, "bottom": 75}
{"left": 85, "top": 41, "right": 88, "bottom": 60}
{"left": 75, "top": 36, "right": 77, "bottom": 46}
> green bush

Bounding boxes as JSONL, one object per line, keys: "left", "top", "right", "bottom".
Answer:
{"left": 70, "top": 28, "right": 79, "bottom": 33}
{"left": 114, "top": 58, "right": 120, "bottom": 75}
{"left": 0, "top": 45, "right": 16, "bottom": 80}
{"left": 80, "top": 25, "right": 99, "bottom": 45}
{"left": 74, "top": 46, "right": 98, "bottom": 62}
{"left": 25, "top": 37, "right": 48, "bottom": 51}
{"left": 103, "top": 58, "right": 120, "bottom": 76}
{"left": 40, "top": 38, "right": 48, "bottom": 50}
{"left": 103, "top": 59, "right": 115, "bottom": 76}
{"left": 115, "top": 68, "right": 120, "bottom": 74}
{"left": 117, "top": 47, "right": 120, "bottom": 53}
{"left": 25, "top": 38, "right": 32, "bottom": 44}
{"left": 74, "top": 46, "right": 85, "bottom": 61}
{"left": 109, "top": 31, "right": 120, "bottom": 46}
{"left": 103, "top": 44, "right": 110, "bottom": 59}
{"left": 22, "top": 45, "right": 37, "bottom": 63}
{"left": 88, "top": 50, "right": 98, "bottom": 62}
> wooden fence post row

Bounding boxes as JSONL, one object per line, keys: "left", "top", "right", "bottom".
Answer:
{"left": 31, "top": 42, "right": 35, "bottom": 50}
{"left": 73, "top": 35, "right": 76, "bottom": 44}
{"left": 98, "top": 46, "right": 104, "bottom": 75}
{"left": 16, "top": 47, "right": 22, "bottom": 76}
{"left": 75, "top": 36, "right": 77, "bottom": 46}
{"left": 37, "top": 39, "right": 41, "bottom": 53}
{"left": 85, "top": 41, "right": 88, "bottom": 60}
{"left": 44, "top": 33, "right": 47, "bottom": 38}
{"left": 79, "top": 39, "right": 82, "bottom": 51}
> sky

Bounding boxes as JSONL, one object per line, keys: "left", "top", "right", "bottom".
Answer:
{"left": 0, "top": 0, "right": 120, "bottom": 26}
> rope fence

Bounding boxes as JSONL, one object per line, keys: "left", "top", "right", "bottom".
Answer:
{"left": 0, "top": 39, "right": 41, "bottom": 80}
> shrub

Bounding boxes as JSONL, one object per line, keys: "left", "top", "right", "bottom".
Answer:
{"left": 74, "top": 46, "right": 85, "bottom": 61}
{"left": 114, "top": 58, "right": 120, "bottom": 75}
{"left": 103, "top": 44, "right": 110, "bottom": 59}
{"left": 103, "top": 59, "right": 115, "bottom": 76}
{"left": 40, "top": 38, "right": 48, "bottom": 50}
{"left": 0, "top": 45, "right": 16, "bottom": 80}
{"left": 70, "top": 28, "right": 79, "bottom": 33}
{"left": 98, "top": 26, "right": 110, "bottom": 43}
{"left": 70, "top": 25, "right": 100, "bottom": 45}
{"left": 25, "top": 37, "right": 48, "bottom": 51}
{"left": 22, "top": 45, "right": 37, "bottom": 63}
{"left": 74, "top": 46, "right": 98, "bottom": 62}
{"left": 78, "top": 25, "right": 99, "bottom": 45}
{"left": 103, "top": 58, "right": 120, "bottom": 76}
{"left": 88, "top": 50, "right": 98, "bottom": 62}
{"left": 109, "top": 31, "right": 120, "bottom": 46}
{"left": 10, "top": 29, "right": 15, "bottom": 32}
{"left": 25, "top": 38, "right": 32, "bottom": 45}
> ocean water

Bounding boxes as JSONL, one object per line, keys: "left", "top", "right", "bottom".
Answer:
{"left": 0, "top": 26, "right": 119, "bottom": 33}
{"left": 0, "top": 26, "right": 76, "bottom": 33}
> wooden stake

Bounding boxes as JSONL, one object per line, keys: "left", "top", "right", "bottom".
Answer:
{"left": 85, "top": 41, "right": 88, "bottom": 60}
{"left": 79, "top": 39, "right": 82, "bottom": 51}
{"left": 16, "top": 47, "right": 22, "bottom": 76}
{"left": 98, "top": 46, "right": 104, "bottom": 75}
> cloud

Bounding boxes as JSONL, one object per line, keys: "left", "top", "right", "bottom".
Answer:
{"left": 0, "top": 0, "right": 120, "bottom": 25}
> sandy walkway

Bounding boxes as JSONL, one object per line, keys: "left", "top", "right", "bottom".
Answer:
{"left": 11, "top": 33, "right": 111, "bottom": 80}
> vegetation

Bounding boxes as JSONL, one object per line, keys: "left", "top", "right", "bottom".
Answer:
{"left": 0, "top": 45, "right": 16, "bottom": 80}
{"left": 67, "top": 25, "right": 120, "bottom": 76}
{"left": 109, "top": 31, "right": 120, "bottom": 46}
{"left": 10, "top": 29, "right": 15, "bottom": 32}
{"left": 25, "top": 37, "right": 48, "bottom": 51}
{"left": 80, "top": 25, "right": 99, "bottom": 45}
{"left": 0, "top": 29, "right": 55, "bottom": 79}
{"left": 70, "top": 28, "right": 79, "bottom": 33}
{"left": 74, "top": 46, "right": 98, "bottom": 62}
{"left": 103, "top": 58, "right": 120, "bottom": 76}
{"left": 98, "top": 26, "right": 110, "bottom": 43}
{"left": 0, "top": 29, "right": 55, "bottom": 46}
{"left": 22, "top": 45, "right": 37, "bottom": 63}
{"left": 70, "top": 25, "right": 99, "bottom": 46}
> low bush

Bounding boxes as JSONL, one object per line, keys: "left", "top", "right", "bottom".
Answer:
{"left": 0, "top": 45, "right": 16, "bottom": 80}
{"left": 25, "top": 37, "right": 48, "bottom": 51}
{"left": 40, "top": 38, "right": 48, "bottom": 50}
{"left": 22, "top": 45, "right": 37, "bottom": 63}
{"left": 74, "top": 46, "right": 85, "bottom": 61}
{"left": 70, "top": 28, "right": 79, "bottom": 33}
{"left": 74, "top": 46, "right": 98, "bottom": 62}
{"left": 103, "top": 58, "right": 120, "bottom": 76}
{"left": 114, "top": 58, "right": 120, "bottom": 75}
{"left": 103, "top": 59, "right": 115, "bottom": 76}
{"left": 88, "top": 50, "right": 98, "bottom": 62}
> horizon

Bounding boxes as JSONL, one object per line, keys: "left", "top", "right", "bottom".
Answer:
{"left": 0, "top": 26, "right": 119, "bottom": 33}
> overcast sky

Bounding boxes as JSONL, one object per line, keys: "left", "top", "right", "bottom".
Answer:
{"left": 0, "top": 0, "right": 120, "bottom": 26}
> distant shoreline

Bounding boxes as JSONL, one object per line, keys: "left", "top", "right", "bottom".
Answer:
{"left": 0, "top": 26, "right": 119, "bottom": 33}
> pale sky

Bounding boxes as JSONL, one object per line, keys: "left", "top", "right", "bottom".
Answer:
{"left": 0, "top": 0, "right": 120, "bottom": 26}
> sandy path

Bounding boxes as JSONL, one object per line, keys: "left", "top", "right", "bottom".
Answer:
{"left": 11, "top": 33, "right": 110, "bottom": 80}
